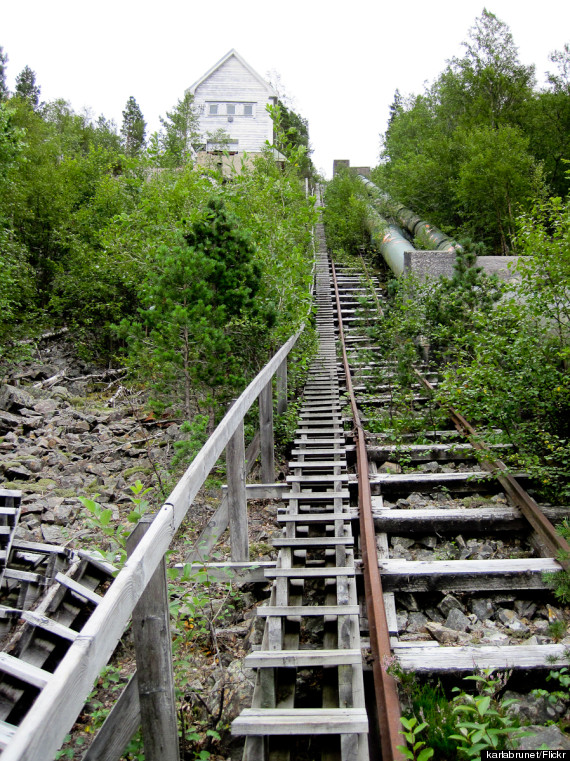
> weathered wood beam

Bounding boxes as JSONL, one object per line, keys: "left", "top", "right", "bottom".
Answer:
{"left": 259, "top": 382, "right": 275, "bottom": 484}
{"left": 227, "top": 419, "right": 248, "bottom": 563}
{"left": 127, "top": 517, "right": 179, "bottom": 761}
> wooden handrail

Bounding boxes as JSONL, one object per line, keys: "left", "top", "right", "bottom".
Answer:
{"left": 3, "top": 326, "right": 304, "bottom": 761}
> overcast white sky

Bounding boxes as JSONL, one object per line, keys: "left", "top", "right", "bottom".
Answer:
{"left": 2, "top": 0, "right": 569, "bottom": 177}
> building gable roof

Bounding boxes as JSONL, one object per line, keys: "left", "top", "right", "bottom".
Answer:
{"left": 187, "top": 49, "right": 277, "bottom": 97}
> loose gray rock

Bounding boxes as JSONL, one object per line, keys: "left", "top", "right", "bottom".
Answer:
{"left": 407, "top": 612, "right": 429, "bottom": 634}
{"left": 497, "top": 609, "right": 529, "bottom": 633}
{"left": 41, "top": 524, "right": 66, "bottom": 543}
{"left": 445, "top": 608, "right": 471, "bottom": 632}
{"left": 505, "top": 691, "right": 567, "bottom": 726}
{"left": 378, "top": 461, "right": 402, "bottom": 474}
{"left": 425, "top": 622, "right": 467, "bottom": 645}
{"left": 471, "top": 598, "right": 494, "bottom": 621}
{"left": 516, "top": 724, "right": 570, "bottom": 751}
{"left": 439, "top": 593, "right": 465, "bottom": 617}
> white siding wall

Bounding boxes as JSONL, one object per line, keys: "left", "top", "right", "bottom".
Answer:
{"left": 194, "top": 57, "right": 275, "bottom": 153}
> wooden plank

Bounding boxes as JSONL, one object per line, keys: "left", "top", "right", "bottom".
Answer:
{"left": 245, "top": 650, "right": 362, "bottom": 668}
{"left": 272, "top": 537, "right": 353, "bottom": 547}
{"left": 232, "top": 708, "right": 369, "bottom": 735}
{"left": 276, "top": 358, "right": 288, "bottom": 415}
{"left": 83, "top": 673, "right": 140, "bottom": 761}
{"left": 4, "top": 568, "right": 40, "bottom": 583}
{"left": 127, "top": 517, "right": 179, "bottom": 761}
{"left": 12, "top": 540, "right": 70, "bottom": 556}
{"left": 55, "top": 573, "right": 103, "bottom": 604}
{"left": 259, "top": 381, "right": 275, "bottom": 484}
{"left": 283, "top": 491, "right": 350, "bottom": 501}
{"left": 277, "top": 512, "right": 353, "bottom": 523}
{"left": 291, "top": 448, "right": 347, "bottom": 456}
{"left": 258, "top": 605, "right": 359, "bottom": 617}
{"left": 396, "top": 644, "right": 570, "bottom": 672}
{"left": 378, "top": 558, "right": 560, "bottom": 592}
{"left": 0, "top": 652, "right": 51, "bottom": 689}
{"left": 288, "top": 461, "right": 347, "bottom": 469}
{"left": 265, "top": 567, "right": 354, "bottom": 578}
{"left": 227, "top": 419, "right": 248, "bottom": 563}
{"left": 293, "top": 439, "right": 347, "bottom": 445}
{"left": 0, "top": 721, "right": 16, "bottom": 751}
{"left": 22, "top": 612, "right": 78, "bottom": 642}
{"left": 286, "top": 475, "right": 348, "bottom": 482}
{"left": 372, "top": 507, "right": 527, "bottom": 532}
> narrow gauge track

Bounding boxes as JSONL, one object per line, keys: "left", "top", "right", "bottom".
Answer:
{"left": 236, "top": 230, "right": 570, "bottom": 759}
{"left": 331, "top": 255, "right": 570, "bottom": 759}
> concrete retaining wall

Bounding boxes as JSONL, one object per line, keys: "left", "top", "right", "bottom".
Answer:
{"left": 402, "top": 251, "right": 525, "bottom": 282}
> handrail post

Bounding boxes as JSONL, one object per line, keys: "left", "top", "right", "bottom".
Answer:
{"left": 259, "top": 380, "right": 275, "bottom": 483}
{"left": 276, "top": 358, "right": 287, "bottom": 414}
{"left": 126, "top": 516, "right": 179, "bottom": 761}
{"left": 227, "top": 419, "right": 249, "bottom": 561}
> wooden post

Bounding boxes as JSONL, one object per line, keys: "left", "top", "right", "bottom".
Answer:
{"left": 276, "top": 358, "right": 287, "bottom": 415}
{"left": 259, "top": 381, "right": 275, "bottom": 484}
{"left": 227, "top": 419, "right": 249, "bottom": 561}
{"left": 126, "top": 517, "right": 180, "bottom": 761}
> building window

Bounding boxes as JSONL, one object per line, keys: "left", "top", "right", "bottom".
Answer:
{"left": 209, "top": 103, "right": 218, "bottom": 115}
{"left": 226, "top": 104, "right": 236, "bottom": 115}
{"left": 243, "top": 104, "right": 253, "bottom": 116}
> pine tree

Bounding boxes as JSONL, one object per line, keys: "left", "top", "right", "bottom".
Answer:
{"left": 14, "top": 65, "right": 40, "bottom": 109}
{"left": 120, "top": 96, "right": 146, "bottom": 156}
{"left": 119, "top": 198, "right": 262, "bottom": 422}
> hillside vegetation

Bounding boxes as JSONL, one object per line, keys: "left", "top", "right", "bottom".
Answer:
{"left": 374, "top": 9, "right": 570, "bottom": 254}
{"left": 0, "top": 54, "right": 317, "bottom": 432}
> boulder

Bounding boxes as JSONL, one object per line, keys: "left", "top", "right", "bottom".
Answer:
{"left": 516, "top": 725, "right": 570, "bottom": 751}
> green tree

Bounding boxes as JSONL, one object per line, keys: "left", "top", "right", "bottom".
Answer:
{"left": 121, "top": 96, "right": 146, "bottom": 156}
{"left": 447, "top": 8, "right": 535, "bottom": 128}
{"left": 118, "top": 198, "right": 263, "bottom": 424}
{"left": 323, "top": 168, "right": 372, "bottom": 255}
{"left": 158, "top": 91, "right": 199, "bottom": 167}
{"left": 274, "top": 99, "right": 314, "bottom": 177}
{"left": 524, "top": 44, "right": 570, "bottom": 198}
{"left": 0, "top": 47, "right": 8, "bottom": 102}
{"left": 454, "top": 125, "right": 539, "bottom": 253}
{"left": 14, "top": 65, "right": 40, "bottom": 109}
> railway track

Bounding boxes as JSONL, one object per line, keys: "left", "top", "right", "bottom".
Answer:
{"left": 235, "top": 218, "right": 570, "bottom": 758}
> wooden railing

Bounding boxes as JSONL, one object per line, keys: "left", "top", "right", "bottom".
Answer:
{"left": 3, "top": 326, "right": 304, "bottom": 761}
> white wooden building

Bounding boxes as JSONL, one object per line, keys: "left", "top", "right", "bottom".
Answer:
{"left": 187, "top": 49, "right": 279, "bottom": 166}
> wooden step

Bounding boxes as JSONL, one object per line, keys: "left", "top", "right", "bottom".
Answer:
{"left": 286, "top": 475, "right": 349, "bottom": 482}
{"left": 22, "top": 611, "right": 79, "bottom": 642}
{"left": 378, "top": 558, "right": 560, "bottom": 592}
{"left": 265, "top": 567, "right": 354, "bottom": 579}
{"left": 291, "top": 448, "right": 347, "bottom": 456}
{"left": 372, "top": 506, "right": 527, "bottom": 532}
{"left": 272, "top": 537, "right": 353, "bottom": 547}
{"left": 277, "top": 512, "right": 354, "bottom": 523}
{"left": 0, "top": 652, "right": 52, "bottom": 688}
{"left": 396, "top": 644, "right": 569, "bottom": 672}
{"left": 55, "top": 573, "right": 104, "bottom": 604}
{"left": 289, "top": 461, "right": 347, "bottom": 469}
{"left": 258, "top": 605, "right": 359, "bottom": 617}
{"left": 283, "top": 491, "right": 350, "bottom": 501}
{"left": 232, "top": 707, "right": 368, "bottom": 735}
{"left": 245, "top": 649, "right": 362, "bottom": 668}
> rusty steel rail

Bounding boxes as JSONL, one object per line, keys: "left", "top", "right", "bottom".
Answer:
{"left": 415, "top": 369, "right": 570, "bottom": 569}
{"left": 331, "top": 261, "right": 405, "bottom": 761}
